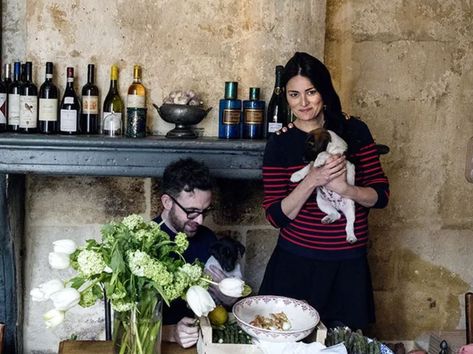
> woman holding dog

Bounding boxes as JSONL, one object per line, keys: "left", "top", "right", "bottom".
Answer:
{"left": 259, "top": 52, "right": 389, "bottom": 330}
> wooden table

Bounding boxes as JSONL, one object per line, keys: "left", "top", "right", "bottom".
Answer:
{"left": 58, "top": 340, "right": 197, "bottom": 354}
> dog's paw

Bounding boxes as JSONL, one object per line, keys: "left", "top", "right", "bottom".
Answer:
{"left": 321, "top": 213, "right": 340, "bottom": 224}
{"left": 346, "top": 234, "right": 357, "bottom": 244}
{"left": 290, "top": 173, "right": 302, "bottom": 183}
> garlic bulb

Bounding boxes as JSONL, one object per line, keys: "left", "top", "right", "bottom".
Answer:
{"left": 163, "top": 90, "right": 203, "bottom": 106}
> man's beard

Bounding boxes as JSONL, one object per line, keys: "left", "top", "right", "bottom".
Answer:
{"left": 168, "top": 208, "right": 198, "bottom": 237}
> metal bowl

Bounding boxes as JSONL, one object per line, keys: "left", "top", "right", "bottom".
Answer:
{"left": 153, "top": 103, "right": 212, "bottom": 139}
{"left": 154, "top": 103, "right": 211, "bottom": 125}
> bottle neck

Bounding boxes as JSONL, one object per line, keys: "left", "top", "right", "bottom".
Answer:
{"left": 4, "top": 65, "right": 11, "bottom": 81}
{"left": 87, "top": 65, "right": 95, "bottom": 84}
{"left": 13, "top": 64, "right": 21, "bottom": 82}
{"left": 109, "top": 79, "right": 118, "bottom": 92}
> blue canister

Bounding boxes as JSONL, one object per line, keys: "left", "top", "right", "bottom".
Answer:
{"left": 243, "top": 87, "right": 265, "bottom": 139}
{"left": 219, "top": 81, "right": 241, "bottom": 139}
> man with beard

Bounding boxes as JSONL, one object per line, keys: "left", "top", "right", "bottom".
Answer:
{"left": 158, "top": 158, "right": 219, "bottom": 348}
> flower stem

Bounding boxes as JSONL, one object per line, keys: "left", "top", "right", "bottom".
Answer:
{"left": 199, "top": 277, "right": 218, "bottom": 286}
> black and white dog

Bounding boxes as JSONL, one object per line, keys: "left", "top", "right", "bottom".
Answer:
{"left": 205, "top": 237, "right": 245, "bottom": 278}
{"left": 290, "top": 128, "right": 357, "bottom": 243}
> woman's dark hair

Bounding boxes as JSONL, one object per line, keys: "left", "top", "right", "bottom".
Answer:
{"left": 282, "top": 52, "right": 346, "bottom": 137}
{"left": 162, "top": 158, "right": 212, "bottom": 197}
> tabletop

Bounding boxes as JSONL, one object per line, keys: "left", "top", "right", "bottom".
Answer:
{"left": 58, "top": 340, "right": 197, "bottom": 354}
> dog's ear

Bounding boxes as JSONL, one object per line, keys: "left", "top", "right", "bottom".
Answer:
{"left": 304, "top": 128, "right": 331, "bottom": 162}
{"left": 237, "top": 243, "right": 245, "bottom": 256}
{"left": 209, "top": 242, "right": 222, "bottom": 257}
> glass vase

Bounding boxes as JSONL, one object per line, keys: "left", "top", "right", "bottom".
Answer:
{"left": 113, "top": 295, "right": 163, "bottom": 354}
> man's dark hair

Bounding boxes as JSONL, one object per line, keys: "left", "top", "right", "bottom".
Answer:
{"left": 161, "top": 158, "right": 212, "bottom": 197}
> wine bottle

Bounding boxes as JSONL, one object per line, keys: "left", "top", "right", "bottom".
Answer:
{"left": 0, "top": 67, "right": 8, "bottom": 132}
{"left": 19, "top": 61, "right": 38, "bottom": 133}
{"left": 102, "top": 65, "right": 123, "bottom": 137}
{"left": 3, "top": 64, "right": 12, "bottom": 89}
{"left": 81, "top": 64, "right": 99, "bottom": 134}
{"left": 242, "top": 87, "right": 265, "bottom": 139}
{"left": 38, "top": 62, "right": 59, "bottom": 134}
{"left": 0, "top": 64, "right": 11, "bottom": 132}
{"left": 218, "top": 81, "right": 241, "bottom": 139}
{"left": 8, "top": 62, "right": 22, "bottom": 132}
{"left": 126, "top": 64, "right": 147, "bottom": 138}
{"left": 266, "top": 65, "right": 288, "bottom": 137}
{"left": 59, "top": 67, "right": 81, "bottom": 135}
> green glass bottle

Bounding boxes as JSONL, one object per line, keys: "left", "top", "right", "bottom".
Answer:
{"left": 102, "top": 65, "right": 124, "bottom": 137}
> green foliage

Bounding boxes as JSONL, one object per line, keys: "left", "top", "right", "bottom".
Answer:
{"left": 69, "top": 214, "right": 208, "bottom": 311}
{"left": 325, "top": 327, "right": 382, "bottom": 354}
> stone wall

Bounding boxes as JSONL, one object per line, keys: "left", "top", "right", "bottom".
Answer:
{"left": 5, "top": 0, "right": 473, "bottom": 350}
{"left": 2, "top": 0, "right": 327, "bottom": 352}
{"left": 325, "top": 0, "right": 473, "bottom": 340}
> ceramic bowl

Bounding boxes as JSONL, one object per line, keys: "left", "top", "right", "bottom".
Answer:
{"left": 232, "top": 295, "right": 320, "bottom": 343}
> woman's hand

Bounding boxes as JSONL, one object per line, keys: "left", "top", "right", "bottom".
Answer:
{"left": 308, "top": 154, "right": 347, "bottom": 188}
{"left": 324, "top": 155, "right": 350, "bottom": 194}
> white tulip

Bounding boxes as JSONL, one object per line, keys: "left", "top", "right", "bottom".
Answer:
{"left": 48, "top": 252, "right": 70, "bottom": 270}
{"left": 186, "top": 285, "right": 216, "bottom": 317}
{"left": 218, "top": 277, "right": 245, "bottom": 297}
{"left": 50, "top": 287, "right": 80, "bottom": 311}
{"left": 53, "top": 239, "right": 77, "bottom": 255}
{"left": 30, "top": 279, "right": 64, "bottom": 302}
{"left": 43, "top": 309, "right": 65, "bottom": 328}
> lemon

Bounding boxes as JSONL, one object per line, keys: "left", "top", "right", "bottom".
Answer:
{"left": 208, "top": 305, "right": 228, "bottom": 326}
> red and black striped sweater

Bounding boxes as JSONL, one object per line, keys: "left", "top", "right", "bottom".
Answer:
{"left": 263, "top": 119, "right": 389, "bottom": 261}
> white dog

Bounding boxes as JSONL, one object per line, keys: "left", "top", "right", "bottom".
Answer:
{"left": 290, "top": 128, "right": 357, "bottom": 243}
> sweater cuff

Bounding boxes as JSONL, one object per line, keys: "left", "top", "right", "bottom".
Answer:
{"left": 371, "top": 185, "right": 389, "bottom": 209}
{"left": 267, "top": 201, "right": 292, "bottom": 228}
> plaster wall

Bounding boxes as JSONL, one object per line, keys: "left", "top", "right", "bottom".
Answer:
{"left": 1, "top": 0, "right": 327, "bottom": 352}
{"left": 325, "top": 0, "right": 473, "bottom": 340}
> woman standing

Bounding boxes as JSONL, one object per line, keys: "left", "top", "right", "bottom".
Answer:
{"left": 259, "top": 52, "right": 389, "bottom": 330}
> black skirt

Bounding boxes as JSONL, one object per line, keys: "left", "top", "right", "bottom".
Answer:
{"left": 258, "top": 246, "right": 375, "bottom": 330}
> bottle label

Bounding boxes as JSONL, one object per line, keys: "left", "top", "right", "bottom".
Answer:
{"left": 102, "top": 112, "right": 122, "bottom": 133}
{"left": 39, "top": 98, "right": 58, "bottom": 122}
{"left": 244, "top": 109, "right": 264, "bottom": 124}
{"left": 60, "top": 109, "right": 78, "bottom": 132}
{"left": 8, "top": 93, "right": 20, "bottom": 125}
{"left": 19, "top": 96, "right": 38, "bottom": 128}
{"left": 268, "top": 122, "right": 283, "bottom": 133}
{"left": 64, "top": 97, "right": 74, "bottom": 105}
{"left": 126, "top": 108, "right": 146, "bottom": 137}
{"left": 223, "top": 109, "right": 241, "bottom": 124}
{"left": 127, "top": 95, "right": 145, "bottom": 109}
{"left": 0, "top": 93, "right": 6, "bottom": 124}
{"left": 82, "top": 96, "right": 99, "bottom": 114}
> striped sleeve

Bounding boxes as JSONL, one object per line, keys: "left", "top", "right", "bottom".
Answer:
{"left": 350, "top": 121, "right": 390, "bottom": 209}
{"left": 262, "top": 137, "right": 293, "bottom": 228}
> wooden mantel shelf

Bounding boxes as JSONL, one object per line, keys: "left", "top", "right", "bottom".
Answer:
{"left": 0, "top": 133, "right": 266, "bottom": 179}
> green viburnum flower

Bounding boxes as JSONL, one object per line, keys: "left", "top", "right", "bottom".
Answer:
{"left": 174, "top": 232, "right": 189, "bottom": 254}
{"left": 122, "top": 214, "right": 145, "bottom": 231}
{"left": 179, "top": 263, "right": 202, "bottom": 282}
{"left": 77, "top": 250, "right": 107, "bottom": 276}
{"left": 111, "top": 300, "right": 134, "bottom": 312}
{"left": 128, "top": 250, "right": 173, "bottom": 286}
{"left": 79, "top": 287, "right": 98, "bottom": 308}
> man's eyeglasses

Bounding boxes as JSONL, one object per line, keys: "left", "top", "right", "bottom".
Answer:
{"left": 168, "top": 195, "right": 212, "bottom": 220}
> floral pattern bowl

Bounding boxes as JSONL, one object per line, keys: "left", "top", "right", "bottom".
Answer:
{"left": 232, "top": 295, "right": 320, "bottom": 343}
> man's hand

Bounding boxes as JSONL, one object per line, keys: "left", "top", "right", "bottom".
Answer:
{"left": 174, "top": 317, "right": 199, "bottom": 348}
{"left": 206, "top": 265, "right": 239, "bottom": 306}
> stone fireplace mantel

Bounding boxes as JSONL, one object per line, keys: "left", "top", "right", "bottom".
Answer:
{"left": 0, "top": 133, "right": 266, "bottom": 179}
{"left": 0, "top": 134, "right": 266, "bottom": 353}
